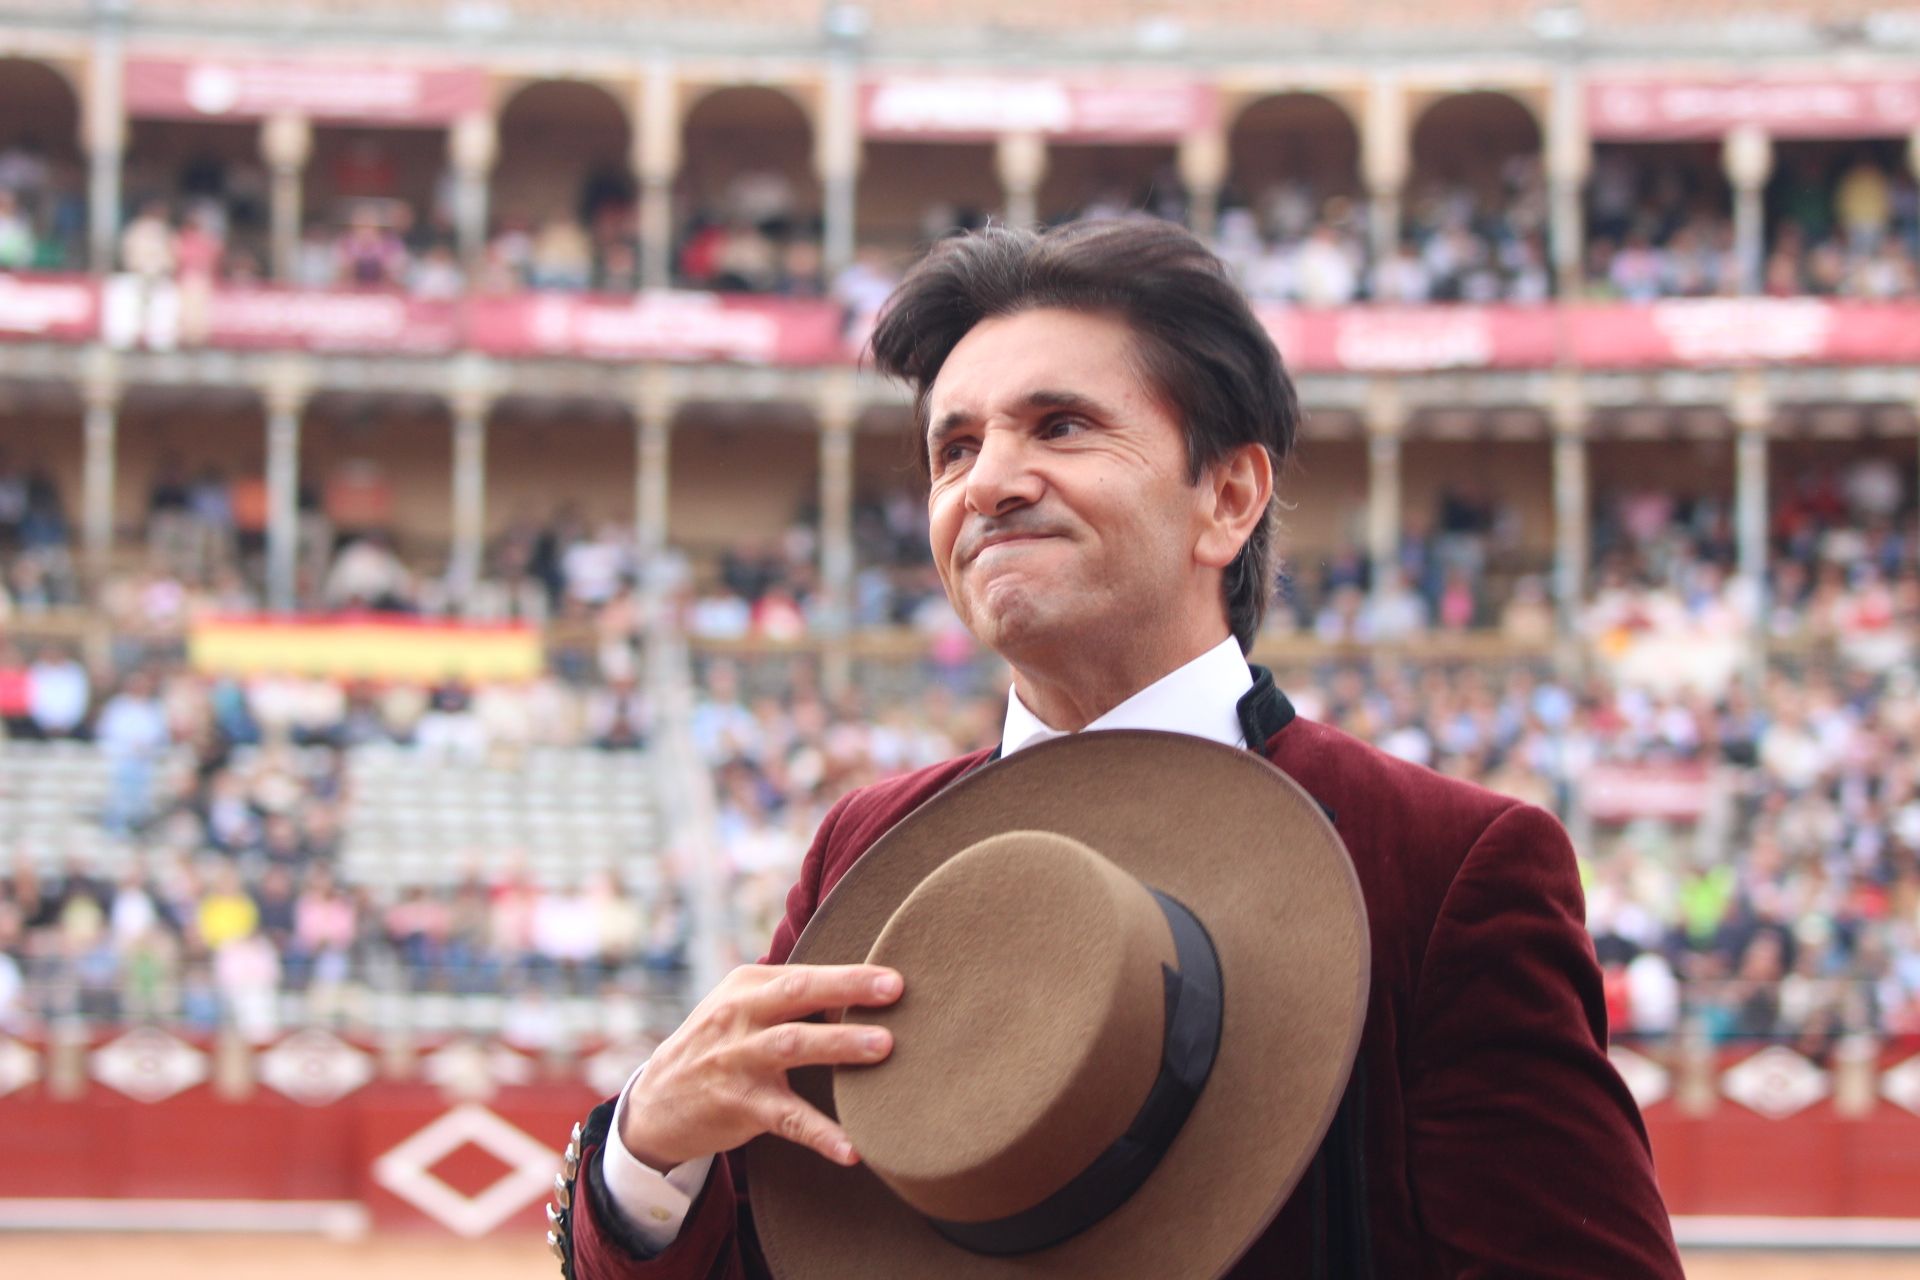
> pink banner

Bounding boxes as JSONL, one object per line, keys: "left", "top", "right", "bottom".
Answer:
{"left": 190, "top": 286, "right": 462, "bottom": 354}
{"left": 466, "top": 292, "right": 849, "bottom": 364}
{"left": 1261, "top": 300, "right": 1920, "bottom": 373}
{"left": 14, "top": 272, "right": 1920, "bottom": 373}
{"left": 1589, "top": 77, "right": 1920, "bottom": 141}
{"left": 860, "top": 76, "right": 1217, "bottom": 141}
{"left": 0, "top": 273, "right": 97, "bottom": 342}
{"left": 1579, "top": 763, "right": 1714, "bottom": 823}
{"left": 1259, "top": 305, "right": 1563, "bottom": 374}
{"left": 1571, "top": 299, "right": 1920, "bottom": 368}
{"left": 125, "top": 57, "right": 489, "bottom": 125}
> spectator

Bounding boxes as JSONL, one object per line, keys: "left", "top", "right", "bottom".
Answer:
{"left": 0, "top": 189, "right": 33, "bottom": 268}
{"left": 196, "top": 862, "right": 260, "bottom": 952}
{"left": 530, "top": 213, "right": 593, "bottom": 291}
{"left": 25, "top": 645, "right": 89, "bottom": 739}
{"left": 335, "top": 207, "right": 407, "bottom": 288}
{"left": 96, "top": 670, "right": 170, "bottom": 834}
{"left": 120, "top": 200, "right": 176, "bottom": 279}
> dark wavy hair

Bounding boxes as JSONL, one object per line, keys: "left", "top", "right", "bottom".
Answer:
{"left": 866, "top": 218, "right": 1300, "bottom": 653}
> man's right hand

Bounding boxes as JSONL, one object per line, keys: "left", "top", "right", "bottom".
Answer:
{"left": 620, "top": 963, "right": 902, "bottom": 1171}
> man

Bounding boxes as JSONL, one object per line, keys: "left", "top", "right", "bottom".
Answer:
{"left": 563, "top": 220, "right": 1683, "bottom": 1278}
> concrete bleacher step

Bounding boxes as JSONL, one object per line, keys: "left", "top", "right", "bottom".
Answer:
{"left": 338, "top": 743, "right": 665, "bottom": 890}
{"left": 2, "top": 739, "right": 665, "bottom": 893}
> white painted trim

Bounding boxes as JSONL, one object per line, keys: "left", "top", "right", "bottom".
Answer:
{"left": 1673, "top": 1215, "right": 1920, "bottom": 1250}
{"left": 0, "top": 1199, "right": 369, "bottom": 1239}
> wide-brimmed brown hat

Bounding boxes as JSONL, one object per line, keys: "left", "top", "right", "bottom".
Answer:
{"left": 744, "top": 731, "right": 1370, "bottom": 1279}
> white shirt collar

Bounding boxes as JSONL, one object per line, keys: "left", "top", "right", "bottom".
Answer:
{"left": 1001, "top": 634, "right": 1253, "bottom": 758}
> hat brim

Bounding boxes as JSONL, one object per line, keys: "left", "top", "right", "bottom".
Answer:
{"left": 747, "top": 731, "right": 1370, "bottom": 1280}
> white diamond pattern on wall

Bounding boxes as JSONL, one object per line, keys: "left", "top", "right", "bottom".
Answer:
{"left": 1881, "top": 1054, "right": 1920, "bottom": 1118}
{"left": 90, "top": 1028, "right": 209, "bottom": 1104}
{"left": 421, "top": 1038, "right": 536, "bottom": 1100}
{"left": 0, "top": 1037, "right": 39, "bottom": 1099}
{"left": 372, "top": 1103, "right": 561, "bottom": 1237}
{"left": 1721, "top": 1045, "right": 1829, "bottom": 1120}
{"left": 259, "top": 1029, "right": 376, "bottom": 1106}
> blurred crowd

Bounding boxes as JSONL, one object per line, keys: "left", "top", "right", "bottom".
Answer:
{"left": 103, "top": 155, "right": 833, "bottom": 301}
{"left": 9, "top": 125, "right": 1913, "bottom": 308}
{"left": 0, "top": 137, "right": 85, "bottom": 272}
{"left": 0, "top": 659, "right": 690, "bottom": 1043}
{"left": 3, "top": 448, "right": 1919, "bottom": 1051}
{"left": 1283, "top": 656, "right": 1920, "bottom": 1050}
{"left": 1211, "top": 156, "right": 1551, "bottom": 307}
{"left": 5, "top": 444, "right": 1919, "bottom": 687}
{"left": 3, "top": 635, "right": 1917, "bottom": 1050}
{"left": 1273, "top": 454, "right": 1919, "bottom": 691}
{"left": 1584, "top": 145, "right": 1920, "bottom": 302}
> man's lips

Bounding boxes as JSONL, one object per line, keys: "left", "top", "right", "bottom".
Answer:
{"left": 965, "top": 532, "right": 1059, "bottom": 562}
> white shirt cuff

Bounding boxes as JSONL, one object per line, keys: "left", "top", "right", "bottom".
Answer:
{"left": 602, "top": 1062, "right": 716, "bottom": 1252}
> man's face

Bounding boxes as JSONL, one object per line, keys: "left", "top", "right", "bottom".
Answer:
{"left": 924, "top": 308, "right": 1215, "bottom": 668}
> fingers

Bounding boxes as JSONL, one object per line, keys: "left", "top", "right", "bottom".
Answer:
{"left": 752, "top": 1020, "right": 893, "bottom": 1071}
{"left": 749, "top": 963, "right": 903, "bottom": 1022}
{"left": 755, "top": 1088, "right": 861, "bottom": 1166}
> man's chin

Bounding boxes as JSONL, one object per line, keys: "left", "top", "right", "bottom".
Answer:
{"left": 968, "top": 595, "right": 1070, "bottom": 662}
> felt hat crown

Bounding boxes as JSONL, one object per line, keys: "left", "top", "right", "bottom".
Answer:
{"left": 747, "top": 731, "right": 1370, "bottom": 1280}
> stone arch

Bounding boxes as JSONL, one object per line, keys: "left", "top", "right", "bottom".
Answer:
{"left": 1409, "top": 90, "right": 1543, "bottom": 200}
{"left": 492, "top": 78, "right": 637, "bottom": 273}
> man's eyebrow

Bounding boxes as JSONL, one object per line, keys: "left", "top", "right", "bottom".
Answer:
{"left": 926, "top": 389, "right": 1117, "bottom": 449}
{"left": 928, "top": 406, "right": 977, "bottom": 453}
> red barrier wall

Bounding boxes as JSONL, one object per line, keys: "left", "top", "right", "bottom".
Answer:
{"left": 2, "top": 1029, "right": 1917, "bottom": 1237}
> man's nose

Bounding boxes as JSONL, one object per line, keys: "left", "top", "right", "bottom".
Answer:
{"left": 964, "top": 427, "right": 1044, "bottom": 517}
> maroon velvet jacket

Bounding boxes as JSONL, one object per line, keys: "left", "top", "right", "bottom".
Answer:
{"left": 571, "top": 704, "right": 1684, "bottom": 1279}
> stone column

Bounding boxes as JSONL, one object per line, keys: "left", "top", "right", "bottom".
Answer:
{"left": 1365, "top": 381, "right": 1405, "bottom": 618}
{"left": 447, "top": 375, "right": 493, "bottom": 603}
{"left": 996, "top": 132, "right": 1048, "bottom": 231}
{"left": 1362, "top": 75, "right": 1410, "bottom": 270}
{"left": 1833, "top": 1033, "right": 1880, "bottom": 1118}
{"left": 632, "top": 366, "right": 674, "bottom": 581}
{"left": 449, "top": 112, "right": 498, "bottom": 281}
{"left": 817, "top": 373, "right": 859, "bottom": 700}
{"left": 1732, "top": 370, "right": 1772, "bottom": 689}
{"left": 636, "top": 63, "right": 680, "bottom": 291}
{"left": 1675, "top": 1025, "right": 1717, "bottom": 1116}
{"left": 1179, "top": 127, "right": 1229, "bottom": 241}
{"left": 263, "top": 364, "right": 311, "bottom": 613}
{"left": 262, "top": 114, "right": 313, "bottom": 285}
{"left": 1723, "top": 125, "right": 1773, "bottom": 296}
{"left": 84, "top": 18, "right": 127, "bottom": 272}
{"left": 817, "top": 57, "right": 862, "bottom": 280}
{"left": 80, "top": 357, "right": 120, "bottom": 580}
{"left": 1547, "top": 66, "right": 1591, "bottom": 298}
{"left": 1549, "top": 374, "right": 1589, "bottom": 639}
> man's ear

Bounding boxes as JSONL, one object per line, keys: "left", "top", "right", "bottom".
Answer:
{"left": 1195, "top": 443, "right": 1273, "bottom": 570}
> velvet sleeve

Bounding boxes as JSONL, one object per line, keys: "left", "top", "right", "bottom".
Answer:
{"left": 568, "top": 794, "right": 855, "bottom": 1280}
{"left": 1403, "top": 802, "right": 1685, "bottom": 1279}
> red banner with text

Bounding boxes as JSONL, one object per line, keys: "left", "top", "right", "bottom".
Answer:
{"left": 17, "top": 274, "right": 1920, "bottom": 374}
{"left": 859, "top": 75, "right": 1217, "bottom": 141}
{"left": 124, "top": 57, "right": 490, "bottom": 125}
{"left": 1588, "top": 76, "right": 1920, "bottom": 141}
{"left": 0, "top": 273, "right": 100, "bottom": 343}
{"left": 464, "top": 291, "right": 849, "bottom": 364}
